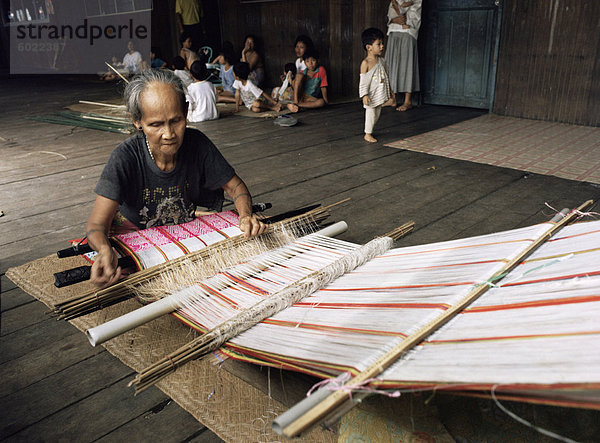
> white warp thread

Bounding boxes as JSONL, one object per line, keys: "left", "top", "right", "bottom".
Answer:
{"left": 181, "top": 236, "right": 393, "bottom": 353}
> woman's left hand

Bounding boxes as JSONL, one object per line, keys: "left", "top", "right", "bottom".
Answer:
{"left": 239, "top": 214, "right": 268, "bottom": 239}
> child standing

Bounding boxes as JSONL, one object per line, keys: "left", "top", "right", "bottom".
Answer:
{"left": 232, "top": 62, "right": 282, "bottom": 113}
{"left": 359, "top": 28, "right": 395, "bottom": 143}
{"left": 290, "top": 49, "right": 328, "bottom": 112}
{"left": 187, "top": 60, "right": 219, "bottom": 122}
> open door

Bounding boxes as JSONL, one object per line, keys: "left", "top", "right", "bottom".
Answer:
{"left": 422, "top": 0, "right": 502, "bottom": 109}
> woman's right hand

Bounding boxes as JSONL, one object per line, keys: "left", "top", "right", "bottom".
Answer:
{"left": 90, "top": 245, "right": 121, "bottom": 287}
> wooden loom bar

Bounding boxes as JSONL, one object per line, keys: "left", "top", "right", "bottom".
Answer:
{"left": 280, "top": 200, "right": 594, "bottom": 438}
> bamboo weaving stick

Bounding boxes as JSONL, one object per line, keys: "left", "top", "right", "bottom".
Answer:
{"left": 278, "top": 200, "right": 594, "bottom": 437}
{"left": 105, "top": 62, "right": 129, "bottom": 83}
{"left": 79, "top": 100, "right": 126, "bottom": 108}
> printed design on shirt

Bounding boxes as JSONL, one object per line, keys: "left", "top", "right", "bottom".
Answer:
{"left": 139, "top": 182, "right": 194, "bottom": 228}
{"left": 143, "top": 196, "right": 195, "bottom": 228}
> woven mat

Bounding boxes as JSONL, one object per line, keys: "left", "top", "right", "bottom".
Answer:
{"left": 216, "top": 103, "right": 291, "bottom": 119}
{"left": 6, "top": 255, "right": 456, "bottom": 442}
{"left": 385, "top": 114, "right": 600, "bottom": 184}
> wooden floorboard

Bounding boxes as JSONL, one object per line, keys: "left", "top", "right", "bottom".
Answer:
{"left": 95, "top": 400, "right": 215, "bottom": 443}
{"left": 7, "top": 379, "right": 170, "bottom": 441}
{"left": 1, "top": 75, "right": 599, "bottom": 442}
{"left": 0, "top": 352, "right": 129, "bottom": 439}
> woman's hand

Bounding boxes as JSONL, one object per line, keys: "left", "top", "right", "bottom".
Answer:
{"left": 86, "top": 195, "right": 120, "bottom": 287}
{"left": 90, "top": 245, "right": 121, "bottom": 287}
{"left": 239, "top": 214, "right": 268, "bottom": 239}
{"left": 222, "top": 175, "right": 267, "bottom": 239}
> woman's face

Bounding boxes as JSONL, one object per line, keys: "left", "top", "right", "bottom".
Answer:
{"left": 245, "top": 37, "right": 255, "bottom": 49}
{"left": 183, "top": 37, "right": 192, "bottom": 49}
{"left": 135, "top": 82, "right": 187, "bottom": 158}
{"left": 295, "top": 41, "right": 306, "bottom": 58}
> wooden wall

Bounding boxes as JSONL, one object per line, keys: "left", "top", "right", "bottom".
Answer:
{"left": 493, "top": 0, "right": 600, "bottom": 126}
{"left": 217, "top": 0, "right": 391, "bottom": 99}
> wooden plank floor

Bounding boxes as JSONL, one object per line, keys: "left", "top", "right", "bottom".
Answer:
{"left": 1, "top": 76, "right": 599, "bottom": 442}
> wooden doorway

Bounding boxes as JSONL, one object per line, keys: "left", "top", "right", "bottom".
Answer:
{"left": 421, "top": 0, "right": 502, "bottom": 109}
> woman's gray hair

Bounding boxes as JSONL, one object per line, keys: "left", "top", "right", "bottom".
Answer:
{"left": 124, "top": 69, "right": 186, "bottom": 123}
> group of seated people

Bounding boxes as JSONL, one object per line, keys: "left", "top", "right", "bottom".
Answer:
{"left": 155, "top": 33, "right": 328, "bottom": 122}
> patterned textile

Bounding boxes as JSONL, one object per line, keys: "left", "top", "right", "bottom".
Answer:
{"left": 112, "top": 211, "right": 240, "bottom": 269}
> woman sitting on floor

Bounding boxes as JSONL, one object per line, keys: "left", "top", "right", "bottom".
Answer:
{"left": 86, "top": 69, "right": 266, "bottom": 287}
{"left": 240, "top": 34, "right": 265, "bottom": 88}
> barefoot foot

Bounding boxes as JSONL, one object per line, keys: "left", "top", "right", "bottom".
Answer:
{"left": 364, "top": 134, "right": 377, "bottom": 143}
{"left": 382, "top": 97, "right": 396, "bottom": 107}
{"left": 286, "top": 103, "right": 299, "bottom": 113}
{"left": 396, "top": 103, "right": 413, "bottom": 112}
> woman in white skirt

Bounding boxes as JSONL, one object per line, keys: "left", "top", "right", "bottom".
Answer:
{"left": 385, "top": 0, "right": 422, "bottom": 111}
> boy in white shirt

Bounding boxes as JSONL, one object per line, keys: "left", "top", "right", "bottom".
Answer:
{"left": 233, "top": 62, "right": 282, "bottom": 113}
{"left": 187, "top": 61, "right": 219, "bottom": 122}
{"left": 172, "top": 56, "right": 193, "bottom": 89}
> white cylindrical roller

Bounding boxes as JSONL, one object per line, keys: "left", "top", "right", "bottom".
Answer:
{"left": 315, "top": 221, "right": 348, "bottom": 237}
{"left": 86, "top": 295, "right": 178, "bottom": 346}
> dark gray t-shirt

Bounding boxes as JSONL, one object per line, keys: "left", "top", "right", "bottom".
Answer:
{"left": 95, "top": 128, "right": 235, "bottom": 229}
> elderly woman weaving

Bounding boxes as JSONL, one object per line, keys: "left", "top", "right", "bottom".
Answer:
{"left": 87, "top": 69, "right": 267, "bottom": 287}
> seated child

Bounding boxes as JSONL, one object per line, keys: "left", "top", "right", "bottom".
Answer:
{"left": 172, "top": 56, "right": 193, "bottom": 88}
{"left": 187, "top": 60, "right": 218, "bottom": 122}
{"left": 214, "top": 50, "right": 236, "bottom": 103}
{"left": 232, "top": 62, "right": 282, "bottom": 113}
{"left": 211, "top": 41, "right": 234, "bottom": 64}
{"left": 289, "top": 48, "right": 328, "bottom": 112}
{"left": 150, "top": 46, "right": 167, "bottom": 69}
{"left": 271, "top": 63, "right": 296, "bottom": 104}
{"left": 359, "top": 27, "right": 395, "bottom": 143}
